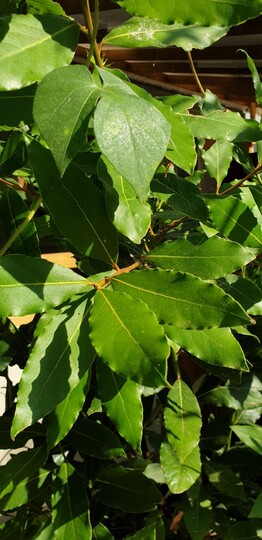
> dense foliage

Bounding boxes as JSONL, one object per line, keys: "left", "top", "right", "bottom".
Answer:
{"left": 0, "top": 0, "right": 262, "bottom": 538}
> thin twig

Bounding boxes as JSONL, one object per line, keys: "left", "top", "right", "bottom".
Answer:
{"left": 219, "top": 163, "right": 262, "bottom": 196}
{"left": 187, "top": 51, "right": 205, "bottom": 96}
{"left": 0, "top": 195, "right": 42, "bottom": 257}
{"left": 0, "top": 177, "right": 34, "bottom": 195}
{"left": 81, "top": 0, "right": 103, "bottom": 68}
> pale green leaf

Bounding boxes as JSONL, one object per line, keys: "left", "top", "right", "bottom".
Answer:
{"left": 89, "top": 289, "right": 169, "bottom": 387}
{"left": 52, "top": 462, "right": 91, "bottom": 540}
{"left": 181, "top": 110, "right": 262, "bottom": 142}
{"left": 160, "top": 441, "right": 201, "bottom": 494}
{"left": 146, "top": 236, "right": 255, "bottom": 279}
{"left": 164, "top": 380, "right": 202, "bottom": 460}
{"left": 98, "top": 157, "right": 151, "bottom": 244}
{"left": 112, "top": 269, "right": 252, "bottom": 329}
{"left": 104, "top": 17, "right": 228, "bottom": 51}
{"left": 29, "top": 140, "right": 118, "bottom": 264}
{"left": 92, "top": 464, "right": 162, "bottom": 512}
{"left": 33, "top": 65, "right": 101, "bottom": 175}
{"left": 11, "top": 295, "right": 95, "bottom": 438}
{"left": 204, "top": 461, "right": 246, "bottom": 499}
{"left": 97, "top": 360, "right": 143, "bottom": 451}
{"left": 202, "top": 140, "right": 233, "bottom": 188}
{"left": 0, "top": 14, "right": 79, "bottom": 90}
{"left": 68, "top": 418, "right": 126, "bottom": 459}
{"left": 165, "top": 326, "right": 248, "bottom": 371}
{"left": 231, "top": 424, "right": 262, "bottom": 455}
{"left": 0, "top": 254, "right": 89, "bottom": 317}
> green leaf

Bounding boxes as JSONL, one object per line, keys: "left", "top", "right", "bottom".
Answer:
{"left": 0, "top": 416, "right": 45, "bottom": 449}
{"left": 68, "top": 418, "right": 126, "bottom": 459}
{"left": 0, "top": 445, "right": 47, "bottom": 511}
{"left": 0, "top": 14, "right": 79, "bottom": 90}
{"left": 112, "top": 269, "right": 251, "bottom": 329}
{"left": 29, "top": 140, "right": 118, "bottom": 264}
{"left": 160, "top": 441, "right": 201, "bottom": 494}
{"left": 92, "top": 524, "right": 115, "bottom": 539}
{"left": 33, "top": 65, "right": 101, "bottom": 175}
{"left": 11, "top": 295, "right": 95, "bottom": 438}
{"left": 104, "top": 17, "right": 228, "bottom": 51}
{"left": 164, "top": 380, "right": 202, "bottom": 460}
{"left": 0, "top": 0, "right": 17, "bottom": 15}
{"left": 0, "top": 84, "right": 36, "bottom": 126}
{"left": 165, "top": 112, "right": 196, "bottom": 174}
{"left": 240, "top": 50, "right": 262, "bottom": 105}
{"left": 181, "top": 110, "right": 262, "bottom": 142}
{"left": 0, "top": 132, "right": 26, "bottom": 177}
{"left": 146, "top": 236, "right": 255, "bottom": 279}
{"left": 225, "top": 278, "right": 262, "bottom": 315}
{"left": 112, "top": 0, "right": 262, "bottom": 26}
{"left": 27, "top": 0, "right": 67, "bottom": 16}
{"left": 250, "top": 185, "right": 262, "bottom": 216}
{"left": 202, "top": 140, "right": 233, "bottom": 188}
{"left": 92, "top": 464, "right": 162, "bottom": 512}
{"left": 97, "top": 360, "right": 143, "bottom": 451}
{"left": 47, "top": 370, "right": 91, "bottom": 450}
{"left": 183, "top": 487, "right": 213, "bottom": 540}
{"left": 89, "top": 289, "right": 169, "bottom": 387}
{"left": 201, "top": 373, "right": 262, "bottom": 410}
{"left": 97, "top": 157, "right": 151, "bottom": 244}
{"left": 94, "top": 69, "right": 170, "bottom": 201}
{"left": 231, "top": 425, "right": 262, "bottom": 455}
{"left": 52, "top": 462, "right": 91, "bottom": 540}
{"left": 151, "top": 173, "right": 208, "bottom": 221}
{"left": 206, "top": 195, "right": 262, "bottom": 248}
{"left": 0, "top": 254, "right": 89, "bottom": 317}
{"left": 165, "top": 326, "right": 248, "bottom": 371}
{"left": 160, "top": 94, "right": 197, "bottom": 113}
{"left": 204, "top": 461, "right": 246, "bottom": 500}
{"left": 225, "top": 520, "right": 262, "bottom": 540}
{"left": 249, "top": 493, "right": 262, "bottom": 519}
{"left": 125, "top": 518, "right": 165, "bottom": 539}
{"left": 0, "top": 189, "right": 40, "bottom": 256}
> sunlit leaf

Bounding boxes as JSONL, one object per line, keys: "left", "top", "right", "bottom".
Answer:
{"left": 160, "top": 441, "right": 201, "bottom": 494}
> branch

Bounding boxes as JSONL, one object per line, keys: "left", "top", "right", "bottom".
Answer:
{"left": 0, "top": 195, "right": 42, "bottom": 257}
{"left": 81, "top": 0, "right": 103, "bottom": 68}
{"left": 220, "top": 163, "right": 262, "bottom": 196}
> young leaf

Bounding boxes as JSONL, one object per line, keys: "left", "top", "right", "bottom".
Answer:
{"left": 0, "top": 254, "right": 89, "bottom": 317}
{"left": 0, "top": 14, "right": 79, "bottom": 91}
{"left": 104, "top": 17, "right": 228, "bottom": 51}
{"left": 29, "top": 140, "right": 118, "bottom": 264}
{"left": 11, "top": 294, "right": 95, "bottom": 438}
{"left": 204, "top": 461, "right": 246, "bottom": 500}
{"left": 165, "top": 326, "right": 248, "bottom": 371}
{"left": 0, "top": 84, "right": 36, "bottom": 126}
{"left": 145, "top": 236, "right": 255, "bottom": 279}
{"left": 231, "top": 425, "right": 262, "bottom": 455}
{"left": 160, "top": 441, "right": 201, "bottom": 494}
{"left": 89, "top": 289, "right": 169, "bottom": 387}
{"left": 181, "top": 110, "right": 262, "bottom": 142}
{"left": 52, "top": 462, "right": 91, "bottom": 540}
{"left": 47, "top": 370, "right": 91, "bottom": 450}
{"left": 33, "top": 65, "right": 101, "bottom": 175}
{"left": 97, "top": 360, "right": 143, "bottom": 451}
{"left": 112, "top": 269, "right": 252, "bottom": 329}
{"left": 202, "top": 140, "right": 233, "bottom": 188}
{"left": 97, "top": 157, "right": 151, "bottom": 244}
{"left": 68, "top": 417, "right": 126, "bottom": 459}
{"left": 164, "top": 380, "right": 202, "bottom": 460}
{"left": 92, "top": 464, "right": 162, "bottom": 512}
{"left": 0, "top": 189, "right": 40, "bottom": 256}
{"left": 206, "top": 195, "right": 262, "bottom": 248}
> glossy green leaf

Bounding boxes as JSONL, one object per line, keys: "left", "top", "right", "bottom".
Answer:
{"left": 225, "top": 520, "right": 262, "bottom": 540}
{"left": 93, "top": 464, "right": 162, "bottom": 512}
{"left": 112, "top": 0, "right": 262, "bottom": 26}
{"left": 33, "top": 65, "right": 101, "bottom": 175}
{"left": 160, "top": 94, "right": 197, "bottom": 113}
{"left": 204, "top": 460, "right": 246, "bottom": 499}
{"left": 160, "top": 441, "right": 201, "bottom": 494}
{"left": 201, "top": 372, "right": 262, "bottom": 410}
{"left": 0, "top": 254, "right": 89, "bottom": 317}
{"left": 0, "top": 85, "right": 36, "bottom": 126}
{"left": 231, "top": 425, "right": 262, "bottom": 455}
{"left": 249, "top": 493, "right": 262, "bottom": 519}
{"left": 225, "top": 278, "right": 262, "bottom": 315}
{"left": 89, "top": 289, "right": 169, "bottom": 387}
{"left": 98, "top": 157, "right": 151, "bottom": 244}
{"left": 52, "top": 462, "right": 91, "bottom": 540}
{"left": 240, "top": 50, "right": 262, "bottom": 105}
{"left": 151, "top": 174, "right": 208, "bottom": 221}
{"left": 97, "top": 360, "right": 143, "bottom": 451}
{"left": 206, "top": 195, "right": 262, "bottom": 248}
{"left": 181, "top": 110, "right": 262, "bottom": 142}
{"left": 146, "top": 236, "right": 255, "bottom": 279}
{"left": 165, "top": 326, "right": 248, "bottom": 371}
{"left": 0, "top": 14, "right": 79, "bottom": 91}
{"left": 35, "top": 521, "right": 55, "bottom": 540}
{"left": 164, "top": 380, "right": 202, "bottom": 460}
{"left": 165, "top": 112, "right": 196, "bottom": 174}
{"left": 104, "top": 17, "right": 228, "bottom": 51}
{"left": 0, "top": 189, "right": 40, "bottom": 256}
{"left": 112, "top": 269, "right": 251, "bottom": 329}
{"left": 0, "top": 445, "right": 47, "bottom": 511}
{"left": 250, "top": 185, "right": 262, "bottom": 216}
{"left": 92, "top": 524, "right": 115, "bottom": 539}
{"left": 202, "top": 140, "right": 233, "bottom": 188}
{"left": 11, "top": 295, "right": 95, "bottom": 438}
{"left": 183, "top": 487, "right": 213, "bottom": 540}
{"left": 94, "top": 69, "right": 170, "bottom": 201}
{"left": 47, "top": 370, "right": 91, "bottom": 450}
{"left": 68, "top": 418, "right": 126, "bottom": 459}
{"left": 29, "top": 140, "right": 118, "bottom": 264}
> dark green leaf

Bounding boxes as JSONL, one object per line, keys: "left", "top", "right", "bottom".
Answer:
{"left": 225, "top": 520, "right": 262, "bottom": 540}
{"left": 160, "top": 441, "right": 201, "bottom": 494}
{"left": 68, "top": 418, "right": 126, "bottom": 459}
{"left": 0, "top": 14, "right": 79, "bottom": 90}
{"left": 93, "top": 464, "right": 162, "bottom": 512}
{"left": 249, "top": 493, "right": 262, "bottom": 519}
{"left": 0, "top": 0, "right": 17, "bottom": 15}
{"left": 0, "top": 189, "right": 40, "bottom": 256}
{"left": 92, "top": 524, "right": 115, "bottom": 539}
{"left": 0, "top": 85, "right": 36, "bottom": 126}
{"left": 0, "top": 132, "right": 26, "bottom": 177}
{"left": 151, "top": 174, "right": 208, "bottom": 221}
{"left": 112, "top": 269, "right": 252, "bottom": 329}
{"left": 89, "top": 289, "right": 169, "bottom": 387}
{"left": 27, "top": 0, "right": 67, "bottom": 16}
{"left": 183, "top": 487, "right": 213, "bottom": 540}
{"left": 0, "top": 416, "right": 45, "bottom": 449}
{"left": 182, "top": 110, "right": 262, "bottom": 142}
{"left": 240, "top": 50, "right": 262, "bottom": 105}
{"left": 204, "top": 461, "right": 246, "bottom": 500}
{"left": 225, "top": 278, "right": 262, "bottom": 315}
{"left": 231, "top": 425, "right": 262, "bottom": 455}
{"left": 200, "top": 373, "right": 262, "bottom": 410}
